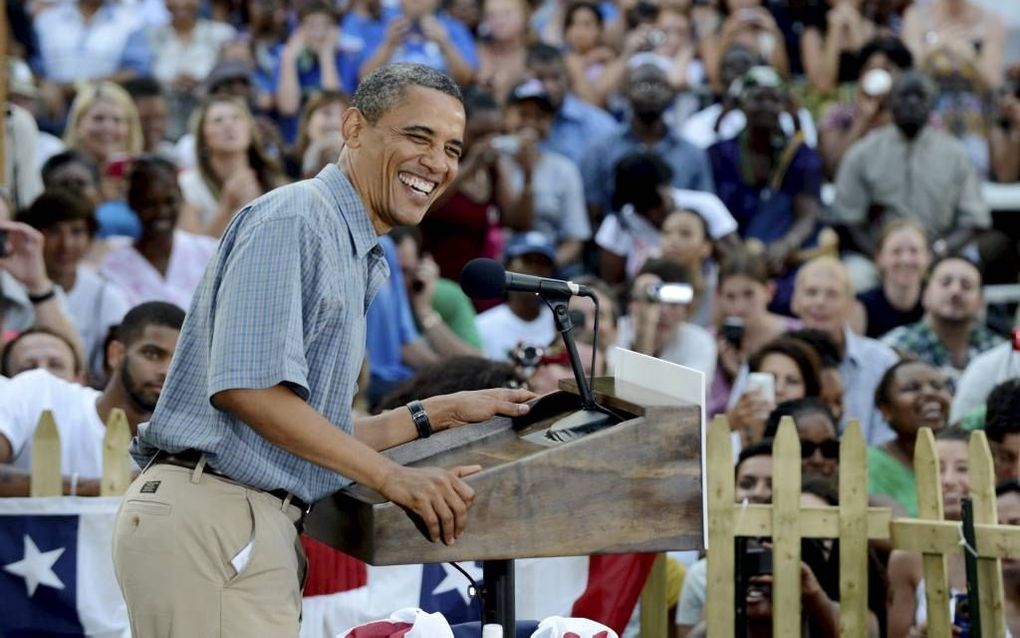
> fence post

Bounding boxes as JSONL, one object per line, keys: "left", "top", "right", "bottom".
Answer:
{"left": 772, "top": 417, "right": 802, "bottom": 638}
{"left": 30, "top": 410, "right": 62, "bottom": 497}
{"left": 639, "top": 553, "right": 668, "bottom": 638}
{"left": 706, "top": 415, "right": 735, "bottom": 638}
{"left": 914, "top": 427, "right": 952, "bottom": 638}
{"left": 101, "top": 408, "right": 132, "bottom": 496}
{"left": 838, "top": 420, "right": 868, "bottom": 637}
{"left": 967, "top": 431, "right": 1006, "bottom": 637}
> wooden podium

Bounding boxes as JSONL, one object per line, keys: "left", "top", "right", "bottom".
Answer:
{"left": 305, "top": 375, "right": 704, "bottom": 630}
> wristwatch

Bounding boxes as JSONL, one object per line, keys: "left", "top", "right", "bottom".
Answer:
{"left": 28, "top": 286, "right": 57, "bottom": 304}
{"left": 407, "top": 400, "right": 433, "bottom": 439}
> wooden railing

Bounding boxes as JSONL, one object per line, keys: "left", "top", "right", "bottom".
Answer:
{"left": 704, "top": 414, "right": 1020, "bottom": 637}
{"left": 28, "top": 408, "right": 132, "bottom": 497}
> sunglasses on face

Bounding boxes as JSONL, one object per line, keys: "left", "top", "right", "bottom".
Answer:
{"left": 801, "top": 439, "right": 839, "bottom": 460}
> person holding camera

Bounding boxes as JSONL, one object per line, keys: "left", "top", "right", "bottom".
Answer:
{"left": 497, "top": 79, "right": 591, "bottom": 272}
{"left": 609, "top": 258, "right": 716, "bottom": 378}
{"left": 358, "top": 0, "right": 479, "bottom": 85}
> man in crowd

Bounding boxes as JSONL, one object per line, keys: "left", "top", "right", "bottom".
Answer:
{"left": 476, "top": 231, "right": 559, "bottom": 361}
{"left": 791, "top": 256, "right": 898, "bottom": 444}
{"left": 20, "top": 188, "right": 131, "bottom": 385}
{"left": 582, "top": 58, "right": 715, "bottom": 221}
{"left": 502, "top": 79, "right": 591, "bottom": 271}
{"left": 882, "top": 256, "right": 1003, "bottom": 382}
{"left": 831, "top": 71, "right": 995, "bottom": 289}
{"left": 0, "top": 302, "right": 184, "bottom": 497}
{"left": 0, "top": 328, "right": 81, "bottom": 383}
{"left": 111, "top": 65, "right": 533, "bottom": 633}
{"left": 985, "top": 379, "right": 1020, "bottom": 484}
{"left": 525, "top": 44, "right": 619, "bottom": 167}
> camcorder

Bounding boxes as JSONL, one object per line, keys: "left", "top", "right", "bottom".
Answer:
{"left": 641, "top": 282, "right": 694, "bottom": 304}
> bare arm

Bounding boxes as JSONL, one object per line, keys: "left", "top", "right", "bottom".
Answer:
{"left": 275, "top": 33, "right": 306, "bottom": 117}
{"left": 353, "top": 388, "right": 534, "bottom": 451}
{"left": 598, "top": 249, "right": 626, "bottom": 285}
{"left": 556, "top": 239, "right": 583, "bottom": 269}
{"left": 212, "top": 384, "right": 477, "bottom": 543}
{"left": 989, "top": 124, "right": 1020, "bottom": 183}
{"left": 0, "top": 465, "right": 102, "bottom": 498}
{"left": 360, "top": 19, "right": 410, "bottom": 80}
{"left": 886, "top": 549, "right": 921, "bottom": 638}
{"left": 801, "top": 26, "right": 831, "bottom": 93}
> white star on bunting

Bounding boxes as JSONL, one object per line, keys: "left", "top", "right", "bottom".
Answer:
{"left": 431, "top": 562, "right": 484, "bottom": 607}
{"left": 4, "top": 534, "right": 66, "bottom": 597}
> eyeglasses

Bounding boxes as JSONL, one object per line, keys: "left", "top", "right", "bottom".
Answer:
{"left": 801, "top": 439, "right": 839, "bottom": 460}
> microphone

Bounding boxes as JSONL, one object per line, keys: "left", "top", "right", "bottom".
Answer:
{"left": 460, "top": 258, "right": 591, "bottom": 300}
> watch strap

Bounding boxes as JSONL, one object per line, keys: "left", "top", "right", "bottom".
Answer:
{"left": 407, "top": 400, "right": 432, "bottom": 439}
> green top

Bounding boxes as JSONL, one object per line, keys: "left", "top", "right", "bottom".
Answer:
{"left": 959, "top": 405, "right": 986, "bottom": 431}
{"left": 868, "top": 446, "right": 918, "bottom": 517}
{"left": 419, "top": 278, "right": 482, "bottom": 349}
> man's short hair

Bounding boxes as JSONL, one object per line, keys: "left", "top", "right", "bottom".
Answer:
{"left": 122, "top": 76, "right": 164, "bottom": 100}
{"left": 19, "top": 188, "right": 98, "bottom": 235}
{"left": 986, "top": 379, "right": 1020, "bottom": 444}
{"left": 526, "top": 43, "right": 564, "bottom": 67}
{"left": 40, "top": 150, "right": 100, "bottom": 187}
{"left": 352, "top": 64, "right": 463, "bottom": 125}
{"left": 636, "top": 258, "right": 691, "bottom": 286}
{"left": 795, "top": 256, "right": 854, "bottom": 298}
{"left": 115, "top": 302, "right": 186, "bottom": 347}
{"left": 0, "top": 327, "right": 82, "bottom": 376}
{"left": 924, "top": 253, "right": 983, "bottom": 289}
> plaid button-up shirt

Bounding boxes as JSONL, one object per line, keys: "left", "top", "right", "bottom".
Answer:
{"left": 882, "top": 319, "right": 1005, "bottom": 387}
{"left": 133, "top": 165, "right": 389, "bottom": 503}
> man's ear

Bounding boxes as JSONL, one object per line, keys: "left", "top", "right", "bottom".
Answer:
{"left": 341, "top": 107, "right": 367, "bottom": 148}
{"left": 107, "top": 340, "right": 126, "bottom": 370}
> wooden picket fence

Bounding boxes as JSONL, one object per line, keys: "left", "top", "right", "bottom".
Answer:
{"left": 29, "top": 408, "right": 133, "bottom": 497}
{"left": 705, "top": 414, "right": 1020, "bottom": 637}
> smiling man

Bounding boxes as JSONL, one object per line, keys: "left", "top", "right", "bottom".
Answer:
{"left": 0, "top": 302, "right": 183, "bottom": 497}
{"left": 791, "top": 256, "right": 899, "bottom": 445}
{"left": 111, "top": 64, "right": 533, "bottom": 636}
{"left": 881, "top": 256, "right": 1004, "bottom": 383}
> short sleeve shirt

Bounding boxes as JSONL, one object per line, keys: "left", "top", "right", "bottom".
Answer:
{"left": 133, "top": 165, "right": 388, "bottom": 503}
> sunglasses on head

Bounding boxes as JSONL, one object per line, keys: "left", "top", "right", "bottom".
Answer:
{"left": 801, "top": 439, "right": 839, "bottom": 460}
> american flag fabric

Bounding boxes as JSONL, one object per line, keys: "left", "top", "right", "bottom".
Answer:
{"left": 0, "top": 498, "right": 654, "bottom": 638}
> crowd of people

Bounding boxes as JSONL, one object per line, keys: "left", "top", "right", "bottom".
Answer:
{"left": 2, "top": 0, "right": 1020, "bottom": 635}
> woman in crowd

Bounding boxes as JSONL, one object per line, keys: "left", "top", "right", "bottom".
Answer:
{"left": 764, "top": 397, "right": 840, "bottom": 479}
{"left": 799, "top": 0, "right": 879, "bottom": 94}
{"left": 420, "top": 89, "right": 520, "bottom": 287}
{"left": 291, "top": 90, "right": 349, "bottom": 177}
{"left": 886, "top": 427, "right": 972, "bottom": 637}
{"left": 728, "top": 336, "right": 822, "bottom": 446}
{"left": 477, "top": 0, "right": 531, "bottom": 105}
{"left": 562, "top": 1, "right": 614, "bottom": 106}
{"left": 851, "top": 220, "right": 929, "bottom": 339}
{"left": 63, "top": 82, "right": 145, "bottom": 240}
{"left": 817, "top": 36, "right": 914, "bottom": 178}
{"left": 101, "top": 156, "right": 218, "bottom": 309}
{"left": 178, "top": 95, "right": 285, "bottom": 237}
{"left": 709, "top": 249, "right": 801, "bottom": 418}
{"left": 868, "top": 360, "right": 952, "bottom": 517}
{"left": 701, "top": 0, "right": 790, "bottom": 92}
{"left": 660, "top": 209, "right": 715, "bottom": 327}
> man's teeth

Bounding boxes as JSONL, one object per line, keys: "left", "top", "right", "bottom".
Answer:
{"left": 399, "top": 173, "right": 435, "bottom": 194}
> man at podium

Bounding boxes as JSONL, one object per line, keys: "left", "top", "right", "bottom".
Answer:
{"left": 111, "top": 64, "right": 533, "bottom": 637}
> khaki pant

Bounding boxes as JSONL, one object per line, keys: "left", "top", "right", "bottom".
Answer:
{"left": 112, "top": 461, "right": 307, "bottom": 637}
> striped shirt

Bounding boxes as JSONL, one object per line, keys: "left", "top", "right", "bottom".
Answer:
{"left": 132, "top": 164, "right": 388, "bottom": 503}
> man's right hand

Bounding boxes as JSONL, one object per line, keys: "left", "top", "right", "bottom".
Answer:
{"left": 377, "top": 464, "right": 482, "bottom": 545}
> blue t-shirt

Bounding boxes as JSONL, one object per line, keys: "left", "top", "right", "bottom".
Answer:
{"left": 359, "top": 11, "right": 478, "bottom": 78}
{"left": 270, "top": 45, "right": 360, "bottom": 143}
{"left": 365, "top": 235, "right": 420, "bottom": 383}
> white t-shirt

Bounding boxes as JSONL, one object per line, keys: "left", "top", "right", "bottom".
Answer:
{"left": 611, "top": 316, "right": 717, "bottom": 380}
{"left": 594, "top": 188, "right": 737, "bottom": 279}
{"left": 681, "top": 103, "right": 818, "bottom": 149}
{"left": 0, "top": 370, "right": 106, "bottom": 478}
{"left": 476, "top": 304, "right": 557, "bottom": 362}
{"left": 64, "top": 265, "right": 131, "bottom": 383}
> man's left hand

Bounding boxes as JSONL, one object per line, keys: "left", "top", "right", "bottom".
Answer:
{"left": 424, "top": 388, "right": 536, "bottom": 431}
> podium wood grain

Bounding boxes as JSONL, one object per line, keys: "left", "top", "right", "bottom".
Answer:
{"left": 305, "top": 377, "right": 704, "bottom": 565}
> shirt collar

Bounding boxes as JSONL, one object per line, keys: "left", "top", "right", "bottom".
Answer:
{"left": 315, "top": 164, "right": 380, "bottom": 259}
{"left": 842, "top": 324, "right": 863, "bottom": 364}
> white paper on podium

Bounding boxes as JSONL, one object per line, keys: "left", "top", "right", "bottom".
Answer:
{"left": 611, "top": 348, "right": 709, "bottom": 546}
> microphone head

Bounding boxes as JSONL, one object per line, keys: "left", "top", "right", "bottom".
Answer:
{"left": 460, "top": 258, "right": 506, "bottom": 299}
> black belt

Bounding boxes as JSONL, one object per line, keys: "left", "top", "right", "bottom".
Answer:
{"left": 151, "top": 449, "right": 311, "bottom": 514}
